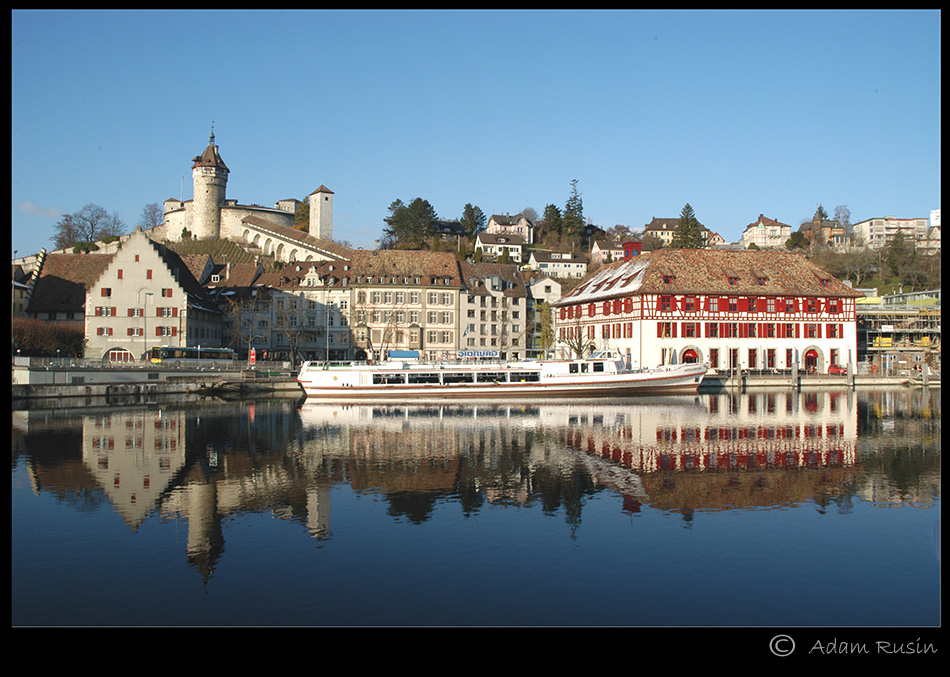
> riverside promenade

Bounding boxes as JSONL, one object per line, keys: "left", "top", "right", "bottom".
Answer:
{"left": 11, "top": 357, "right": 303, "bottom": 408}
{"left": 11, "top": 357, "right": 937, "bottom": 410}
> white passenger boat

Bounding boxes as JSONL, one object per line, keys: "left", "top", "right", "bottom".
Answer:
{"left": 296, "top": 350, "right": 708, "bottom": 400}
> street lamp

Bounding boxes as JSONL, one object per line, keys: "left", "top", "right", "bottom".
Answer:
{"left": 143, "top": 291, "right": 153, "bottom": 361}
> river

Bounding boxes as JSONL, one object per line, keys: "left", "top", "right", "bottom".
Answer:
{"left": 11, "top": 387, "right": 940, "bottom": 629}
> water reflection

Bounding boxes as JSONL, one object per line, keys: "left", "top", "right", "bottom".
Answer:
{"left": 12, "top": 388, "right": 940, "bottom": 580}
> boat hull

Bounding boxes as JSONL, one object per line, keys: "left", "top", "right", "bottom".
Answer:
{"left": 297, "top": 364, "right": 707, "bottom": 400}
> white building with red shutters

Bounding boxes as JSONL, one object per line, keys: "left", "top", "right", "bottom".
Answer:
{"left": 85, "top": 228, "right": 223, "bottom": 361}
{"left": 552, "top": 249, "right": 863, "bottom": 374}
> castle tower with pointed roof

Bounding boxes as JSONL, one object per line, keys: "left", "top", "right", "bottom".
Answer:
{"left": 191, "top": 128, "right": 229, "bottom": 240}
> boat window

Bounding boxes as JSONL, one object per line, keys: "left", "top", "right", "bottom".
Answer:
{"left": 592, "top": 362, "right": 604, "bottom": 372}
{"left": 408, "top": 372, "right": 440, "bottom": 384}
{"left": 569, "top": 364, "right": 579, "bottom": 374}
{"left": 509, "top": 371, "right": 541, "bottom": 382}
{"left": 373, "top": 373, "right": 406, "bottom": 385}
{"left": 476, "top": 372, "right": 507, "bottom": 383}
{"left": 442, "top": 372, "right": 475, "bottom": 384}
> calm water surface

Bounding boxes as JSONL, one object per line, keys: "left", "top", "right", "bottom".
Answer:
{"left": 12, "top": 388, "right": 940, "bottom": 627}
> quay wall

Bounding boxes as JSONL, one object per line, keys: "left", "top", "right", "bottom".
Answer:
{"left": 11, "top": 363, "right": 304, "bottom": 402}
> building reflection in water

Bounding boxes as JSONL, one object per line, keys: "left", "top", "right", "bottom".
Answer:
{"left": 12, "top": 387, "right": 939, "bottom": 581}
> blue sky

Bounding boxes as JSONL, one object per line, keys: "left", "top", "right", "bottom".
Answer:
{"left": 11, "top": 9, "right": 941, "bottom": 257}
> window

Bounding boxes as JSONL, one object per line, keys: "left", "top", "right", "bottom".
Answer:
{"left": 748, "top": 297, "right": 757, "bottom": 313}
{"left": 767, "top": 298, "right": 776, "bottom": 313}
{"left": 101, "top": 288, "right": 112, "bottom": 297}
{"left": 147, "top": 270, "right": 153, "bottom": 280}
{"left": 660, "top": 296, "right": 672, "bottom": 312}
{"left": 117, "top": 269, "right": 123, "bottom": 279}
{"left": 757, "top": 277, "right": 767, "bottom": 286}
{"left": 728, "top": 298, "right": 738, "bottom": 312}
{"left": 708, "top": 297, "right": 719, "bottom": 313}
{"left": 709, "top": 348, "right": 719, "bottom": 369}
{"left": 683, "top": 297, "right": 696, "bottom": 312}
{"left": 728, "top": 277, "right": 738, "bottom": 286}
{"left": 161, "top": 288, "right": 173, "bottom": 298}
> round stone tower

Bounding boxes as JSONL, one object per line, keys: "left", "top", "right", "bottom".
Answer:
{"left": 190, "top": 129, "right": 229, "bottom": 240}
{"left": 309, "top": 185, "right": 334, "bottom": 241}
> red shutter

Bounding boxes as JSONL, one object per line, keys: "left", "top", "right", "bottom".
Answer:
{"left": 671, "top": 323, "right": 677, "bottom": 338}
{"left": 112, "top": 307, "right": 116, "bottom": 317}
{"left": 738, "top": 297, "right": 748, "bottom": 313}
{"left": 156, "top": 327, "right": 162, "bottom": 337}
{"left": 171, "top": 327, "right": 177, "bottom": 337}
{"left": 795, "top": 324, "right": 800, "bottom": 338}
{"left": 157, "top": 308, "right": 163, "bottom": 317}
{"left": 172, "top": 307, "right": 178, "bottom": 317}
{"left": 657, "top": 322, "right": 663, "bottom": 338}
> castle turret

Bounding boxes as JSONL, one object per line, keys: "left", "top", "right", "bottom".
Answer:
{"left": 191, "top": 129, "right": 229, "bottom": 240}
{"left": 309, "top": 185, "right": 333, "bottom": 241}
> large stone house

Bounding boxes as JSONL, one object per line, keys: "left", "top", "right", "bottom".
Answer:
{"left": 738, "top": 214, "right": 792, "bottom": 250}
{"left": 84, "top": 228, "right": 223, "bottom": 361}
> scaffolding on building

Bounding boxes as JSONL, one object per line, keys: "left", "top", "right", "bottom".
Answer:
{"left": 857, "top": 292, "right": 940, "bottom": 376}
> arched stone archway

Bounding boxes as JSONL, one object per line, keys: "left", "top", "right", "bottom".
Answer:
{"left": 104, "top": 347, "right": 136, "bottom": 362}
{"left": 802, "top": 346, "right": 823, "bottom": 374}
{"left": 680, "top": 345, "right": 703, "bottom": 364}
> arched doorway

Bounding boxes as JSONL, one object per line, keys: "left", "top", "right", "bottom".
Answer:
{"left": 804, "top": 349, "right": 820, "bottom": 374}
{"left": 682, "top": 348, "right": 700, "bottom": 363}
{"left": 104, "top": 347, "right": 135, "bottom": 362}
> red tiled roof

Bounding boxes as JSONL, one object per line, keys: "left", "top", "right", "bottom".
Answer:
{"left": 349, "top": 250, "right": 463, "bottom": 286}
{"left": 557, "top": 248, "right": 863, "bottom": 306}
{"left": 26, "top": 253, "right": 116, "bottom": 314}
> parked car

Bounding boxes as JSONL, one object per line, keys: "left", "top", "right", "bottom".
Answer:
{"left": 828, "top": 364, "right": 847, "bottom": 375}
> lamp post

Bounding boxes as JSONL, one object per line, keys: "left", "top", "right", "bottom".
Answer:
{"left": 142, "top": 291, "right": 153, "bottom": 361}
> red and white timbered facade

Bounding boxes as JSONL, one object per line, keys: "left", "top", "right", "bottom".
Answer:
{"left": 554, "top": 249, "right": 863, "bottom": 373}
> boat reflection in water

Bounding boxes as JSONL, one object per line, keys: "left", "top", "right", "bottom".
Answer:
{"left": 298, "top": 388, "right": 864, "bottom": 515}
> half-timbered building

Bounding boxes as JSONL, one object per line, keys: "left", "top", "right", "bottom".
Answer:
{"left": 552, "top": 249, "right": 864, "bottom": 373}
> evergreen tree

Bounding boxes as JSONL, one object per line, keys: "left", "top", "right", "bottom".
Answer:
{"left": 382, "top": 197, "right": 439, "bottom": 248}
{"left": 542, "top": 203, "right": 563, "bottom": 237}
{"left": 670, "top": 203, "right": 706, "bottom": 248}
{"left": 459, "top": 203, "right": 486, "bottom": 238}
{"left": 562, "top": 179, "right": 585, "bottom": 236}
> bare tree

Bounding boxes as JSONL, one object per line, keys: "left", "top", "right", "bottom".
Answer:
{"left": 51, "top": 203, "right": 126, "bottom": 249}
{"left": 137, "top": 203, "right": 164, "bottom": 231}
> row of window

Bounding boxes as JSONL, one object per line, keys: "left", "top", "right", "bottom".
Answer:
{"left": 100, "top": 287, "right": 174, "bottom": 298}
{"left": 96, "top": 326, "right": 177, "bottom": 336}
{"left": 360, "top": 291, "right": 458, "bottom": 305}
{"left": 656, "top": 322, "right": 844, "bottom": 339}
{"left": 561, "top": 296, "right": 847, "bottom": 319}
{"left": 559, "top": 322, "right": 846, "bottom": 341}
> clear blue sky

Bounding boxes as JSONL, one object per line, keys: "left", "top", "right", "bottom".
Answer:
{"left": 11, "top": 9, "right": 941, "bottom": 257}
